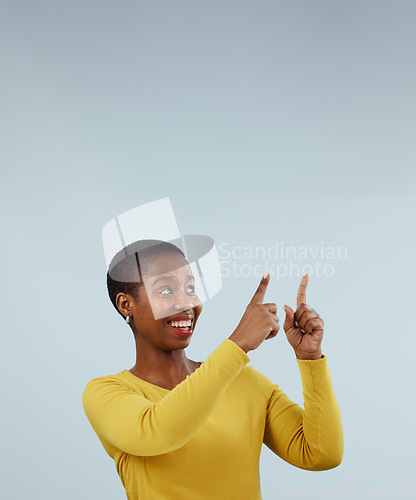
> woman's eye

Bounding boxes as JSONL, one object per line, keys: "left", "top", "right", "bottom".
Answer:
{"left": 159, "top": 285, "right": 196, "bottom": 295}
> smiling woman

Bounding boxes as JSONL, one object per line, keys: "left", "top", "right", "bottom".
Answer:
{"left": 82, "top": 238, "right": 343, "bottom": 500}
{"left": 105, "top": 239, "right": 203, "bottom": 387}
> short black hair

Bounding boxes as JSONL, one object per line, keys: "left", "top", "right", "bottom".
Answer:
{"left": 106, "top": 239, "right": 186, "bottom": 322}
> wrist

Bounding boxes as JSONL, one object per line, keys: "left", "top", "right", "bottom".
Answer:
{"left": 228, "top": 334, "right": 250, "bottom": 354}
{"left": 294, "top": 350, "right": 323, "bottom": 361}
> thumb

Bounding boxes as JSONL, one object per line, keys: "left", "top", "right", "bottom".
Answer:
{"left": 283, "top": 304, "right": 296, "bottom": 332}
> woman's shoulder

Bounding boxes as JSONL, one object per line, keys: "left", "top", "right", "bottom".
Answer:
{"left": 82, "top": 369, "right": 138, "bottom": 397}
{"left": 82, "top": 370, "right": 155, "bottom": 418}
{"left": 84, "top": 368, "right": 128, "bottom": 383}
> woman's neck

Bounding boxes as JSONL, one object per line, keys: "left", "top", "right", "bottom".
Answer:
{"left": 129, "top": 338, "right": 201, "bottom": 390}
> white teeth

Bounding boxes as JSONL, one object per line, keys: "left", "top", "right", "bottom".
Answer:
{"left": 170, "top": 319, "right": 192, "bottom": 327}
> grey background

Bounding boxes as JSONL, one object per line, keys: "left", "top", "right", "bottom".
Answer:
{"left": 1, "top": 1, "right": 415, "bottom": 499}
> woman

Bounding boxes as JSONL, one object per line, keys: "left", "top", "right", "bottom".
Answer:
{"left": 82, "top": 239, "right": 343, "bottom": 500}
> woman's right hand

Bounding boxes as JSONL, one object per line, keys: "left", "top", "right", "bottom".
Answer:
{"left": 228, "top": 271, "right": 279, "bottom": 353}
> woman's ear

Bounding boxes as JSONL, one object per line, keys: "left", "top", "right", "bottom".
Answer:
{"left": 116, "top": 293, "right": 131, "bottom": 319}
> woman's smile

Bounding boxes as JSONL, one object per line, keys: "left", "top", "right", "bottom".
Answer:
{"left": 166, "top": 314, "right": 195, "bottom": 337}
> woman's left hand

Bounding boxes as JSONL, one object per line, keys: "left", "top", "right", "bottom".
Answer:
{"left": 283, "top": 275, "right": 324, "bottom": 360}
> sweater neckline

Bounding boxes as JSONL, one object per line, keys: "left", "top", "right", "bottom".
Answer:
{"left": 121, "top": 361, "right": 204, "bottom": 392}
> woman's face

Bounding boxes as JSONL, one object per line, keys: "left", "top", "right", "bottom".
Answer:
{"left": 127, "top": 252, "right": 203, "bottom": 349}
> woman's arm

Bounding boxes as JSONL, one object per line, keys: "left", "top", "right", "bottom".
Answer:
{"left": 253, "top": 273, "right": 343, "bottom": 470}
{"left": 253, "top": 355, "right": 343, "bottom": 471}
{"left": 82, "top": 338, "right": 249, "bottom": 457}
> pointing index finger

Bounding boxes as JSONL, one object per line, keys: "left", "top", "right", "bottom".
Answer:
{"left": 249, "top": 270, "right": 270, "bottom": 305}
{"left": 297, "top": 274, "right": 309, "bottom": 307}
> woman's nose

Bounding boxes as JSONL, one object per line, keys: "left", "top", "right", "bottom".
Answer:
{"left": 174, "top": 289, "right": 197, "bottom": 310}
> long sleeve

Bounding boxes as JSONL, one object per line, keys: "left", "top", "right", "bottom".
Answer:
{"left": 252, "top": 354, "right": 343, "bottom": 471}
{"left": 82, "top": 339, "right": 250, "bottom": 457}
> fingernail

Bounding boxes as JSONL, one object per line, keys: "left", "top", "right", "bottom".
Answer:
{"left": 294, "top": 320, "right": 299, "bottom": 327}
{"left": 263, "top": 270, "right": 269, "bottom": 280}
{"left": 283, "top": 304, "right": 287, "bottom": 311}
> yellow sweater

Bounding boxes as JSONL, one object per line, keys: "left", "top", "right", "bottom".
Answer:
{"left": 82, "top": 339, "right": 343, "bottom": 500}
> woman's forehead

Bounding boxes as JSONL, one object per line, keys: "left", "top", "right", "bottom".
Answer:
{"left": 142, "top": 253, "right": 190, "bottom": 278}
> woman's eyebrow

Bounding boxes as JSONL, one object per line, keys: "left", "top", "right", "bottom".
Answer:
{"left": 152, "top": 274, "right": 195, "bottom": 286}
